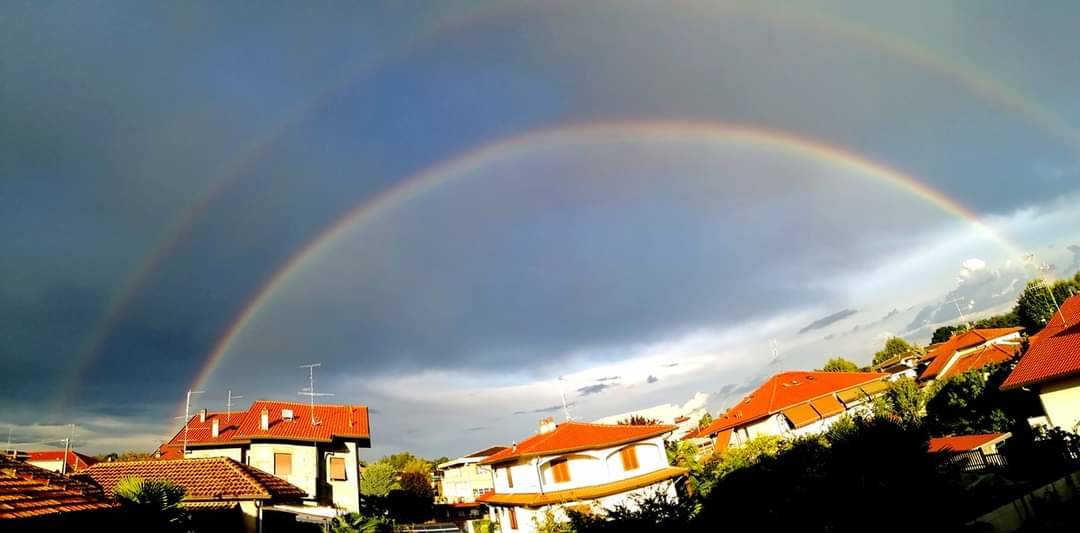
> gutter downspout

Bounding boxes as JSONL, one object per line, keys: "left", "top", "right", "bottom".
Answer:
{"left": 534, "top": 457, "right": 545, "bottom": 495}
{"left": 256, "top": 500, "right": 263, "bottom": 533}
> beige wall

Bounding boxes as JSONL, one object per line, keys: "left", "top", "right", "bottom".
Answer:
{"left": 1039, "top": 375, "right": 1080, "bottom": 432}
{"left": 327, "top": 441, "right": 360, "bottom": 512}
{"left": 26, "top": 459, "right": 64, "bottom": 473}
{"left": 186, "top": 446, "right": 244, "bottom": 462}
{"left": 494, "top": 435, "right": 672, "bottom": 495}
{"left": 249, "top": 442, "right": 319, "bottom": 501}
{"left": 239, "top": 500, "right": 258, "bottom": 533}
{"left": 440, "top": 462, "right": 494, "bottom": 503}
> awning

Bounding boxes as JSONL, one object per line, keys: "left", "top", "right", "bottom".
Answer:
{"left": 837, "top": 387, "right": 866, "bottom": 404}
{"left": 781, "top": 403, "right": 820, "bottom": 429}
{"left": 859, "top": 380, "right": 891, "bottom": 396}
{"left": 809, "top": 395, "right": 845, "bottom": 418}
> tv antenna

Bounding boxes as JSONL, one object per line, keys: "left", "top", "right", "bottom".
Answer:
{"left": 768, "top": 339, "right": 781, "bottom": 366}
{"left": 943, "top": 297, "right": 970, "bottom": 325}
{"left": 299, "top": 363, "right": 333, "bottom": 426}
{"left": 175, "top": 389, "right": 204, "bottom": 455}
{"left": 558, "top": 376, "right": 572, "bottom": 421}
{"left": 226, "top": 390, "right": 244, "bottom": 422}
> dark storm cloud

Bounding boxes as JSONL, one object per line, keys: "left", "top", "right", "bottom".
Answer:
{"left": 577, "top": 384, "right": 612, "bottom": 397}
{"left": 466, "top": 426, "right": 488, "bottom": 432}
{"left": 646, "top": 375, "right": 659, "bottom": 384}
{"left": 594, "top": 376, "right": 621, "bottom": 382}
{"left": 798, "top": 309, "right": 858, "bottom": 334}
{"left": 662, "top": 363, "right": 680, "bottom": 368}
{"left": 515, "top": 403, "right": 577, "bottom": 415}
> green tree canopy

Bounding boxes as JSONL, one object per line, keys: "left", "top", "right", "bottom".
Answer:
{"left": 873, "top": 377, "right": 924, "bottom": 425}
{"left": 923, "top": 363, "right": 1042, "bottom": 436}
{"left": 360, "top": 461, "right": 396, "bottom": 497}
{"left": 819, "top": 357, "right": 859, "bottom": 372}
{"left": 114, "top": 477, "right": 190, "bottom": 533}
{"left": 1015, "top": 275, "right": 1079, "bottom": 333}
{"left": 696, "top": 412, "right": 713, "bottom": 430}
{"left": 618, "top": 415, "right": 663, "bottom": 425}
{"left": 873, "top": 337, "right": 916, "bottom": 366}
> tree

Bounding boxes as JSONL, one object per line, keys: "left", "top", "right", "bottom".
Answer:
{"left": 873, "top": 377, "right": 924, "bottom": 425}
{"left": 923, "top": 363, "right": 1042, "bottom": 436}
{"left": 873, "top": 337, "right": 916, "bottom": 366}
{"left": 696, "top": 413, "right": 713, "bottom": 430}
{"left": 1016, "top": 276, "right": 1079, "bottom": 333}
{"left": 819, "top": 357, "right": 859, "bottom": 372}
{"left": 324, "top": 513, "right": 394, "bottom": 533}
{"left": 114, "top": 477, "right": 190, "bottom": 533}
{"left": 931, "top": 325, "right": 965, "bottom": 344}
{"left": 618, "top": 415, "right": 663, "bottom": 425}
{"left": 360, "top": 462, "right": 396, "bottom": 497}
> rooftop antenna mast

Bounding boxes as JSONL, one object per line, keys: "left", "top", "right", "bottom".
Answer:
{"left": 226, "top": 390, "right": 244, "bottom": 422}
{"left": 558, "top": 376, "right": 571, "bottom": 421}
{"left": 943, "top": 297, "right": 969, "bottom": 325}
{"left": 769, "top": 339, "right": 780, "bottom": 366}
{"left": 1024, "top": 253, "right": 1069, "bottom": 327}
{"left": 175, "top": 389, "right": 204, "bottom": 456}
{"left": 299, "top": 363, "right": 333, "bottom": 426}
{"left": 60, "top": 424, "right": 74, "bottom": 475}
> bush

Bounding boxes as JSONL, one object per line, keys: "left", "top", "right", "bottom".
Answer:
{"left": 324, "top": 512, "right": 394, "bottom": 533}
{"left": 114, "top": 477, "right": 190, "bottom": 533}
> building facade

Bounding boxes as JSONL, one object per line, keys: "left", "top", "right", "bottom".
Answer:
{"left": 157, "top": 400, "right": 370, "bottom": 514}
{"left": 437, "top": 446, "right": 507, "bottom": 504}
{"left": 918, "top": 327, "right": 1024, "bottom": 384}
{"left": 1002, "top": 295, "right": 1080, "bottom": 432}
{"left": 478, "top": 420, "right": 686, "bottom": 533}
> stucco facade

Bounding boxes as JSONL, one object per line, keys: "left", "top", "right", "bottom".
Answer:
{"left": 1037, "top": 374, "right": 1080, "bottom": 432}
{"left": 439, "top": 461, "right": 494, "bottom": 504}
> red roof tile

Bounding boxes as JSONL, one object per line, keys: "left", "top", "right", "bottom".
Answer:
{"left": 0, "top": 455, "right": 117, "bottom": 520}
{"left": 920, "top": 327, "right": 1023, "bottom": 380}
{"left": 78, "top": 457, "right": 306, "bottom": 501}
{"left": 928, "top": 433, "right": 1009, "bottom": 453}
{"left": 159, "top": 401, "right": 370, "bottom": 453}
{"left": 694, "top": 371, "right": 888, "bottom": 438}
{"left": 480, "top": 422, "right": 676, "bottom": 465}
{"left": 25, "top": 450, "right": 98, "bottom": 472}
{"left": 936, "top": 343, "right": 1021, "bottom": 381}
{"left": 1002, "top": 295, "right": 1080, "bottom": 390}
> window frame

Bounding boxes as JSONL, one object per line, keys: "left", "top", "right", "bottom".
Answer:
{"left": 550, "top": 458, "right": 571, "bottom": 483}
{"left": 274, "top": 452, "right": 292, "bottom": 477}
{"left": 619, "top": 446, "right": 640, "bottom": 471}
{"left": 329, "top": 456, "right": 347, "bottom": 481}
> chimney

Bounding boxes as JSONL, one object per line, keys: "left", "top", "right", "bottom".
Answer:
{"left": 211, "top": 418, "right": 219, "bottom": 438}
{"left": 348, "top": 408, "right": 353, "bottom": 428}
{"left": 199, "top": 409, "right": 207, "bottom": 423}
{"left": 260, "top": 408, "right": 269, "bottom": 431}
{"left": 538, "top": 416, "right": 557, "bottom": 434}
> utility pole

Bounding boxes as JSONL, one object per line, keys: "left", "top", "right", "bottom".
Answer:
{"left": 177, "top": 390, "right": 204, "bottom": 455}
{"left": 226, "top": 390, "right": 243, "bottom": 423}
{"left": 299, "top": 364, "right": 333, "bottom": 426}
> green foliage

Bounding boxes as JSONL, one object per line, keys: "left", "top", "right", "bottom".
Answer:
{"left": 819, "top": 357, "right": 859, "bottom": 372}
{"left": 931, "top": 325, "right": 965, "bottom": 344}
{"left": 666, "top": 440, "right": 713, "bottom": 499}
{"left": 533, "top": 508, "right": 575, "bottom": 533}
{"left": 114, "top": 477, "right": 190, "bottom": 532}
{"left": 567, "top": 491, "right": 694, "bottom": 532}
{"left": 873, "top": 377, "right": 925, "bottom": 425}
{"left": 924, "top": 363, "right": 1042, "bottom": 436}
{"left": 1016, "top": 276, "right": 1079, "bottom": 333}
{"left": 873, "top": 337, "right": 916, "bottom": 366}
{"left": 710, "top": 435, "right": 788, "bottom": 479}
{"left": 472, "top": 518, "right": 496, "bottom": 533}
{"left": 696, "top": 412, "right": 712, "bottom": 430}
{"left": 324, "top": 512, "right": 394, "bottom": 533}
{"left": 360, "top": 462, "right": 396, "bottom": 497}
{"left": 95, "top": 450, "right": 155, "bottom": 462}
{"left": 617, "top": 415, "right": 663, "bottom": 425}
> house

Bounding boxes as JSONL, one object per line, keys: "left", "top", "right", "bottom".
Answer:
{"left": 477, "top": 419, "right": 686, "bottom": 532}
{"left": 437, "top": 445, "right": 508, "bottom": 504}
{"left": 592, "top": 392, "right": 710, "bottom": 441}
{"left": 928, "top": 433, "right": 1011, "bottom": 455}
{"left": 25, "top": 450, "right": 98, "bottom": 473}
{"left": 156, "top": 400, "right": 370, "bottom": 514}
{"left": 1001, "top": 295, "right": 1080, "bottom": 432}
{"left": 872, "top": 351, "right": 922, "bottom": 381}
{"left": 918, "top": 327, "right": 1023, "bottom": 384}
{"left": 0, "top": 454, "right": 117, "bottom": 531}
{"left": 687, "top": 371, "right": 890, "bottom": 455}
{"left": 78, "top": 456, "right": 306, "bottom": 533}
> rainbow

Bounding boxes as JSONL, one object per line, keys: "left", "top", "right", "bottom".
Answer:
{"left": 183, "top": 119, "right": 1028, "bottom": 413}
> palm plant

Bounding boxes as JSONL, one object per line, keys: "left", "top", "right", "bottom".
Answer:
{"left": 114, "top": 476, "right": 190, "bottom": 532}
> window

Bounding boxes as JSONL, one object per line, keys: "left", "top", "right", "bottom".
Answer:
{"left": 330, "top": 457, "right": 346, "bottom": 481}
{"left": 508, "top": 508, "right": 518, "bottom": 530}
{"left": 620, "top": 446, "right": 640, "bottom": 471}
{"left": 505, "top": 466, "right": 513, "bottom": 488}
{"left": 550, "top": 458, "right": 570, "bottom": 483}
{"left": 274, "top": 453, "right": 292, "bottom": 476}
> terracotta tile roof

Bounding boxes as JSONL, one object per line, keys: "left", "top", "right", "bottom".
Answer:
{"left": 476, "top": 466, "right": 687, "bottom": 506}
{"left": 25, "top": 450, "right": 98, "bottom": 472}
{"left": 920, "top": 327, "right": 1023, "bottom": 380}
{"left": 0, "top": 455, "right": 117, "bottom": 520}
{"left": 937, "top": 343, "right": 1021, "bottom": 381}
{"left": 1002, "top": 295, "right": 1080, "bottom": 390}
{"left": 159, "top": 401, "right": 370, "bottom": 453}
{"left": 77, "top": 457, "right": 306, "bottom": 501}
{"left": 480, "top": 422, "right": 676, "bottom": 465}
{"left": 928, "top": 433, "right": 1010, "bottom": 453}
{"left": 692, "top": 371, "right": 888, "bottom": 438}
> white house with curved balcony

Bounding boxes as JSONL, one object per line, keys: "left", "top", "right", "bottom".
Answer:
{"left": 477, "top": 419, "right": 685, "bottom": 532}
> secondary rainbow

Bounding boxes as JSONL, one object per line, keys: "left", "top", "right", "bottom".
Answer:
{"left": 182, "top": 119, "right": 1028, "bottom": 414}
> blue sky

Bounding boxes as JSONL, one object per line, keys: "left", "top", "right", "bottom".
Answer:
{"left": 3, "top": 1, "right": 1080, "bottom": 457}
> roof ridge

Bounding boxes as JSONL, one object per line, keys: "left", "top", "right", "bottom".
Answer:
{"left": 87, "top": 456, "right": 230, "bottom": 468}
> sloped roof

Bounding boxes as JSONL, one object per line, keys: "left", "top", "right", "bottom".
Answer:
{"left": 25, "top": 450, "right": 98, "bottom": 472}
{"left": 480, "top": 422, "right": 676, "bottom": 465}
{"left": 0, "top": 455, "right": 117, "bottom": 520}
{"left": 937, "top": 343, "right": 1021, "bottom": 381}
{"left": 928, "top": 433, "right": 1010, "bottom": 453}
{"left": 1002, "top": 295, "right": 1080, "bottom": 390}
{"left": 477, "top": 466, "right": 686, "bottom": 506}
{"left": 920, "top": 327, "right": 1023, "bottom": 380}
{"left": 159, "top": 401, "right": 370, "bottom": 453}
{"left": 691, "top": 371, "right": 888, "bottom": 438}
{"left": 78, "top": 457, "right": 306, "bottom": 501}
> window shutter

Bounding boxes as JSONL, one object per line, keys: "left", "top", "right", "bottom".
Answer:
{"left": 508, "top": 508, "right": 518, "bottom": 530}
{"left": 506, "top": 466, "right": 513, "bottom": 488}
{"left": 330, "top": 457, "right": 346, "bottom": 481}
{"left": 274, "top": 453, "right": 292, "bottom": 476}
{"left": 551, "top": 458, "right": 570, "bottom": 483}
{"left": 620, "top": 447, "right": 639, "bottom": 471}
